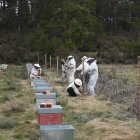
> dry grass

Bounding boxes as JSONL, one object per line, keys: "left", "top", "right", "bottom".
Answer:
{"left": 0, "top": 65, "right": 37, "bottom": 140}
{"left": 46, "top": 65, "right": 140, "bottom": 140}
{"left": 0, "top": 64, "right": 140, "bottom": 140}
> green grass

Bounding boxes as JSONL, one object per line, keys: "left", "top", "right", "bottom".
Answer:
{"left": 0, "top": 118, "right": 17, "bottom": 129}
{"left": 0, "top": 95, "right": 9, "bottom": 103}
{"left": 3, "top": 102, "right": 26, "bottom": 116}
{"left": 14, "top": 133, "right": 24, "bottom": 140}
{"left": 56, "top": 95, "right": 68, "bottom": 107}
{"left": 66, "top": 110, "right": 111, "bottom": 124}
{"left": 0, "top": 64, "right": 37, "bottom": 139}
{"left": 0, "top": 64, "right": 140, "bottom": 140}
{"left": 3, "top": 79, "right": 21, "bottom": 91}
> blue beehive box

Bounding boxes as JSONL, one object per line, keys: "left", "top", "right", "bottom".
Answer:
{"left": 34, "top": 86, "right": 53, "bottom": 93}
{"left": 35, "top": 93, "right": 56, "bottom": 109}
{"left": 40, "top": 125, "right": 75, "bottom": 140}
{"left": 33, "top": 82, "right": 52, "bottom": 90}
{"left": 34, "top": 81, "right": 51, "bottom": 87}
{"left": 30, "top": 79, "right": 45, "bottom": 86}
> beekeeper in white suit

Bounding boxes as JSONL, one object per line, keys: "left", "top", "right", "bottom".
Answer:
{"left": 67, "top": 78, "right": 82, "bottom": 96}
{"left": 30, "top": 64, "right": 42, "bottom": 79}
{"left": 86, "top": 58, "right": 98, "bottom": 95}
{"left": 66, "top": 55, "right": 76, "bottom": 84}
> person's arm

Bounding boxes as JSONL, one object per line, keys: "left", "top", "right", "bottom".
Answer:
{"left": 38, "top": 68, "right": 42, "bottom": 76}
{"left": 73, "top": 86, "right": 82, "bottom": 96}
{"left": 68, "top": 63, "right": 74, "bottom": 69}
{"left": 76, "top": 64, "right": 82, "bottom": 71}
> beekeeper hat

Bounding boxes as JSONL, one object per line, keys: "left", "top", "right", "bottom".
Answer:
{"left": 74, "top": 78, "right": 82, "bottom": 86}
{"left": 86, "top": 57, "right": 91, "bottom": 62}
{"left": 86, "top": 58, "right": 95, "bottom": 64}
{"left": 81, "top": 56, "right": 87, "bottom": 61}
{"left": 67, "top": 55, "right": 73, "bottom": 59}
{"left": 34, "top": 64, "right": 41, "bottom": 68}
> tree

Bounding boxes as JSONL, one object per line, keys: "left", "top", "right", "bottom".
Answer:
{"left": 31, "top": 0, "right": 104, "bottom": 53}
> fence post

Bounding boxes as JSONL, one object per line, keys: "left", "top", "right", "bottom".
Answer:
{"left": 50, "top": 55, "right": 51, "bottom": 70}
{"left": 57, "top": 56, "right": 59, "bottom": 76}
{"left": 82, "top": 59, "right": 85, "bottom": 96}
{"left": 45, "top": 54, "right": 47, "bottom": 70}
{"left": 138, "top": 56, "right": 140, "bottom": 120}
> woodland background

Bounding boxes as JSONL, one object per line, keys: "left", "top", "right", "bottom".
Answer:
{"left": 0, "top": 0, "right": 140, "bottom": 63}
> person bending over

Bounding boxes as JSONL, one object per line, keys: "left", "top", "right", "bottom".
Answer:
{"left": 30, "top": 64, "right": 42, "bottom": 79}
{"left": 67, "top": 78, "right": 82, "bottom": 97}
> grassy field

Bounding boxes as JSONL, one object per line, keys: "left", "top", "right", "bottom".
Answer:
{"left": 0, "top": 64, "right": 140, "bottom": 140}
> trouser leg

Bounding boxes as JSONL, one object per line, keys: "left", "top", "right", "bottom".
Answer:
{"left": 67, "top": 87, "right": 77, "bottom": 97}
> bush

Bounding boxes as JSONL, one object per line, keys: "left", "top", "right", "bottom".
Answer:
{"left": 0, "top": 118, "right": 17, "bottom": 129}
{"left": 0, "top": 95, "right": 9, "bottom": 103}
{"left": 4, "top": 80, "right": 21, "bottom": 91}
{"left": 3, "top": 102, "right": 26, "bottom": 116}
{"left": 56, "top": 96, "right": 68, "bottom": 107}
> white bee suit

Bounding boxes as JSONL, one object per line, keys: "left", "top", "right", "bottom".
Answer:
{"left": 87, "top": 60, "right": 98, "bottom": 95}
{"left": 66, "top": 57, "right": 76, "bottom": 84}
{"left": 67, "top": 81, "right": 81, "bottom": 96}
{"left": 76, "top": 61, "right": 89, "bottom": 74}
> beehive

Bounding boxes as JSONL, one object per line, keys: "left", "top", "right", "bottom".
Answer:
{"left": 33, "top": 82, "right": 52, "bottom": 90}
{"left": 37, "top": 105, "right": 62, "bottom": 125}
{"left": 35, "top": 92, "right": 56, "bottom": 109}
{"left": 40, "top": 125, "right": 75, "bottom": 140}
{"left": 30, "top": 78, "right": 45, "bottom": 86}
{"left": 34, "top": 86, "right": 53, "bottom": 93}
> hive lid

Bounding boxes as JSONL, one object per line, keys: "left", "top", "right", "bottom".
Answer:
{"left": 35, "top": 92, "right": 56, "bottom": 99}
{"left": 31, "top": 79, "right": 45, "bottom": 82}
{"left": 35, "top": 86, "right": 53, "bottom": 92}
{"left": 34, "top": 82, "right": 51, "bottom": 86}
{"left": 37, "top": 105, "right": 62, "bottom": 113}
{"left": 40, "top": 125, "right": 75, "bottom": 130}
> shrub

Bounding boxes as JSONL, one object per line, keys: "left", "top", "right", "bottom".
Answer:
{"left": 4, "top": 80, "right": 21, "bottom": 91}
{"left": 0, "top": 95, "right": 9, "bottom": 103}
{"left": 56, "top": 96, "right": 68, "bottom": 107}
{"left": 3, "top": 102, "right": 26, "bottom": 116}
{"left": 0, "top": 118, "right": 17, "bottom": 129}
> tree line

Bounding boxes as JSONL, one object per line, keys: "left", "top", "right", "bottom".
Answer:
{"left": 0, "top": 0, "right": 140, "bottom": 63}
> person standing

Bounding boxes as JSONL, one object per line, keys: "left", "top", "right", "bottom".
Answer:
{"left": 86, "top": 58, "right": 98, "bottom": 96}
{"left": 66, "top": 55, "right": 76, "bottom": 84}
